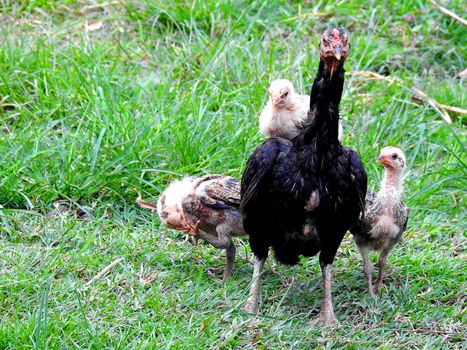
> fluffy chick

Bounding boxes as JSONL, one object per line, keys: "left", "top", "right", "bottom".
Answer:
{"left": 350, "top": 147, "right": 410, "bottom": 294}
{"left": 258, "top": 79, "right": 309, "bottom": 140}
{"left": 259, "top": 79, "right": 343, "bottom": 141}
{"left": 137, "top": 175, "right": 245, "bottom": 281}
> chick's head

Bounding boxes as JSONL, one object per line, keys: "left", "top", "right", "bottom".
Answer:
{"left": 268, "top": 79, "right": 294, "bottom": 108}
{"left": 377, "top": 147, "right": 406, "bottom": 171}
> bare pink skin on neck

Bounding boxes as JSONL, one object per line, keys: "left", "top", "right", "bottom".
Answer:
{"left": 380, "top": 167, "right": 404, "bottom": 204}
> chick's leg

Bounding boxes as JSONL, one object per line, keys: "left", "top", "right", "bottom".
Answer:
{"left": 358, "top": 245, "right": 374, "bottom": 295}
{"left": 319, "top": 262, "right": 338, "bottom": 324}
{"left": 374, "top": 245, "right": 394, "bottom": 293}
{"left": 241, "top": 256, "right": 265, "bottom": 314}
{"left": 196, "top": 230, "right": 235, "bottom": 281}
{"left": 224, "top": 242, "right": 236, "bottom": 281}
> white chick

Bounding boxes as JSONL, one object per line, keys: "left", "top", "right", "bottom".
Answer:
{"left": 259, "top": 79, "right": 343, "bottom": 141}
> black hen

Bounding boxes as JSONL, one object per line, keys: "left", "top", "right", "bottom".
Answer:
{"left": 240, "top": 28, "right": 367, "bottom": 323}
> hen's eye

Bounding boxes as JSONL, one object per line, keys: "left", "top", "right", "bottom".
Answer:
{"left": 284, "top": 91, "right": 289, "bottom": 96}
{"left": 392, "top": 154, "right": 398, "bottom": 159}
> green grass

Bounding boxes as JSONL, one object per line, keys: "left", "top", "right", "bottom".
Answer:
{"left": 0, "top": 0, "right": 465, "bottom": 348}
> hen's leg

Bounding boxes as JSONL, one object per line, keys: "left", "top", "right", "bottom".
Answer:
{"left": 319, "top": 262, "right": 338, "bottom": 324}
{"left": 358, "top": 245, "right": 374, "bottom": 295}
{"left": 317, "top": 228, "right": 346, "bottom": 325}
{"left": 196, "top": 230, "right": 234, "bottom": 280}
{"left": 374, "top": 245, "right": 394, "bottom": 293}
{"left": 241, "top": 256, "right": 265, "bottom": 314}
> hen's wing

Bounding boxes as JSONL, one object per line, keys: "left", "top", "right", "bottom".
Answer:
{"left": 348, "top": 148, "right": 368, "bottom": 218}
{"left": 240, "top": 138, "right": 293, "bottom": 209}
{"left": 241, "top": 137, "right": 311, "bottom": 262}
{"left": 348, "top": 148, "right": 370, "bottom": 238}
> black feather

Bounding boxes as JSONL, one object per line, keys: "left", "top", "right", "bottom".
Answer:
{"left": 200, "top": 200, "right": 233, "bottom": 210}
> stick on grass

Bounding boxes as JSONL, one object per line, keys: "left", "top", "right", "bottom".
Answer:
{"left": 136, "top": 194, "right": 158, "bottom": 211}
{"left": 430, "top": 0, "right": 467, "bottom": 26}
{"left": 349, "top": 70, "right": 466, "bottom": 124}
{"left": 85, "top": 257, "right": 124, "bottom": 287}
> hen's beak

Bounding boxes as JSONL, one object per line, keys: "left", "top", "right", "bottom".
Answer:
{"left": 376, "top": 155, "right": 383, "bottom": 163}
{"left": 333, "top": 46, "right": 342, "bottom": 60}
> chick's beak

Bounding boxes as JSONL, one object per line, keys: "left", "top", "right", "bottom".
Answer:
{"left": 333, "top": 45, "right": 342, "bottom": 60}
{"left": 377, "top": 154, "right": 392, "bottom": 167}
{"left": 272, "top": 98, "right": 282, "bottom": 107}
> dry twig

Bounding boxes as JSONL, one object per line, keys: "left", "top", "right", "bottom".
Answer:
{"left": 136, "top": 192, "right": 158, "bottom": 211}
{"left": 430, "top": 0, "right": 467, "bottom": 26}
{"left": 349, "top": 71, "right": 467, "bottom": 124}
{"left": 85, "top": 257, "right": 124, "bottom": 287}
{"left": 412, "top": 97, "right": 467, "bottom": 116}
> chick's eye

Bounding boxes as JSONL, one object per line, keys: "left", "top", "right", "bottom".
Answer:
{"left": 392, "top": 154, "right": 398, "bottom": 159}
{"left": 284, "top": 91, "right": 289, "bottom": 96}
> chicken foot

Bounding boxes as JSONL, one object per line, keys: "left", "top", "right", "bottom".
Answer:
{"left": 358, "top": 246, "right": 375, "bottom": 295}
{"left": 374, "top": 246, "right": 393, "bottom": 293}
{"left": 319, "top": 263, "right": 338, "bottom": 324}
{"left": 241, "top": 256, "right": 265, "bottom": 314}
{"left": 196, "top": 230, "right": 236, "bottom": 281}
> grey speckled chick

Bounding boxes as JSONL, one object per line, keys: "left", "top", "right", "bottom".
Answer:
{"left": 350, "top": 147, "right": 409, "bottom": 294}
{"left": 138, "top": 174, "right": 245, "bottom": 281}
